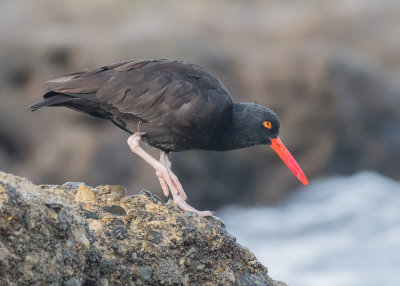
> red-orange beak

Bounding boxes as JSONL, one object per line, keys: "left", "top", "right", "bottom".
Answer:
{"left": 270, "top": 136, "right": 308, "bottom": 185}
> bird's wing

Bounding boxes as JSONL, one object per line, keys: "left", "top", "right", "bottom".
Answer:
{"left": 44, "top": 60, "right": 151, "bottom": 96}
{"left": 44, "top": 60, "right": 233, "bottom": 130}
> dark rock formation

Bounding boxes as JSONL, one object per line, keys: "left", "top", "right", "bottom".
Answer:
{"left": 0, "top": 172, "right": 284, "bottom": 286}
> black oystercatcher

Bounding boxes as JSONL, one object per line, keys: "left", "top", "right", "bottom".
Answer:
{"left": 31, "top": 59, "right": 308, "bottom": 216}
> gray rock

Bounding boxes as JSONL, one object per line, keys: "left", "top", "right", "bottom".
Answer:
{"left": 64, "top": 277, "right": 81, "bottom": 286}
{"left": 112, "top": 226, "right": 128, "bottom": 240}
{"left": 83, "top": 209, "right": 100, "bottom": 219}
{"left": 239, "top": 273, "right": 268, "bottom": 286}
{"left": 101, "top": 205, "right": 127, "bottom": 216}
{"left": 147, "top": 230, "right": 163, "bottom": 244}
{"left": 138, "top": 265, "right": 152, "bottom": 281}
{"left": 62, "top": 182, "right": 87, "bottom": 193}
{"left": 0, "top": 172, "right": 284, "bottom": 286}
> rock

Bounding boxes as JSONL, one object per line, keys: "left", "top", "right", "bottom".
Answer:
{"left": 0, "top": 171, "right": 285, "bottom": 286}
{"left": 147, "top": 230, "right": 163, "bottom": 244}
{"left": 95, "top": 185, "right": 127, "bottom": 202}
{"left": 102, "top": 205, "right": 127, "bottom": 216}
{"left": 112, "top": 226, "right": 128, "bottom": 240}
{"left": 83, "top": 209, "right": 100, "bottom": 219}
{"left": 109, "top": 185, "right": 127, "bottom": 201}
{"left": 138, "top": 265, "right": 152, "bottom": 281}
{"left": 62, "top": 182, "right": 87, "bottom": 193}
{"left": 75, "top": 185, "right": 96, "bottom": 202}
{"left": 64, "top": 277, "right": 81, "bottom": 286}
{"left": 239, "top": 273, "right": 269, "bottom": 286}
{"left": 76, "top": 232, "right": 91, "bottom": 249}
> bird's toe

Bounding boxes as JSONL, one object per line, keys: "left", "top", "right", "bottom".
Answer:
{"left": 195, "top": 210, "right": 214, "bottom": 217}
{"left": 168, "top": 172, "right": 187, "bottom": 200}
{"left": 173, "top": 195, "right": 213, "bottom": 217}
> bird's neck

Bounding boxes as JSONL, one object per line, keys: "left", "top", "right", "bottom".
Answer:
{"left": 217, "top": 102, "right": 264, "bottom": 150}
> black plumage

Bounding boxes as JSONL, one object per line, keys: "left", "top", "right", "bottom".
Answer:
{"left": 31, "top": 59, "right": 279, "bottom": 151}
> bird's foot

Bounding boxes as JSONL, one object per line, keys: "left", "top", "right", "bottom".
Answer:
{"left": 154, "top": 165, "right": 213, "bottom": 217}
{"left": 127, "top": 134, "right": 213, "bottom": 217}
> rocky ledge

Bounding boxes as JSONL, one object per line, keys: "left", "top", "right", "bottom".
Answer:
{"left": 0, "top": 171, "right": 284, "bottom": 286}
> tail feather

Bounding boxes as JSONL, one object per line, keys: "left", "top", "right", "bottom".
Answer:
{"left": 30, "top": 92, "right": 115, "bottom": 120}
{"left": 30, "top": 94, "right": 75, "bottom": 111}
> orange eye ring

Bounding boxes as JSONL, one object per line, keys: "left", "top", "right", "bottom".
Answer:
{"left": 263, "top": 121, "right": 272, "bottom": 129}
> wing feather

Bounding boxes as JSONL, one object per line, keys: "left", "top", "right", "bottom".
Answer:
{"left": 44, "top": 59, "right": 233, "bottom": 131}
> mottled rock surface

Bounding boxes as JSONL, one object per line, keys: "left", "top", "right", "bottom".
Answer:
{"left": 0, "top": 172, "right": 284, "bottom": 286}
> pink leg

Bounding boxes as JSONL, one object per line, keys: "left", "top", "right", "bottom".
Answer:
{"left": 159, "top": 151, "right": 187, "bottom": 200}
{"left": 127, "top": 134, "right": 213, "bottom": 217}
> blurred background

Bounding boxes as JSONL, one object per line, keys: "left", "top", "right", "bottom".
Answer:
{"left": 1, "top": 0, "right": 399, "bottom": 285}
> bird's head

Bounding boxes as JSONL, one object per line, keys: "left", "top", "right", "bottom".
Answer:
{"left": 232, "top": 103, "right": 308, "bottom": 185}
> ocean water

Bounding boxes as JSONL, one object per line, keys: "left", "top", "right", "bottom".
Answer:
{"left": 219, "top": 171, "right": 400, "bottom": 286}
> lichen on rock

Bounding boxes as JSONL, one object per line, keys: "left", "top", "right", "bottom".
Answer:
{"left": 0, "top": 171, "right": 285, "bottom": 286}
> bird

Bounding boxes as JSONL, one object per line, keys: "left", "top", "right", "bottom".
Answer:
{"left": 31, "top": 59, "right": 308, "bottom": 216}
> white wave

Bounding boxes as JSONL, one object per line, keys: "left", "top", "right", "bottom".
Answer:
{"left": 219, "top": 171, "right": 400, "bottom": 286}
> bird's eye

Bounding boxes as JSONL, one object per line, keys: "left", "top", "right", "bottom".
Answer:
{"left": 263, "top": 121, "right": 272, "bottom": 129}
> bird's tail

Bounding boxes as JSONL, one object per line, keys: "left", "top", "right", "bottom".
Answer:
{"left": 30, "top": 91, "right": 115, "bottom": 121}
{"left": 30, "top": 92, "right": 75, "bottom": 111}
